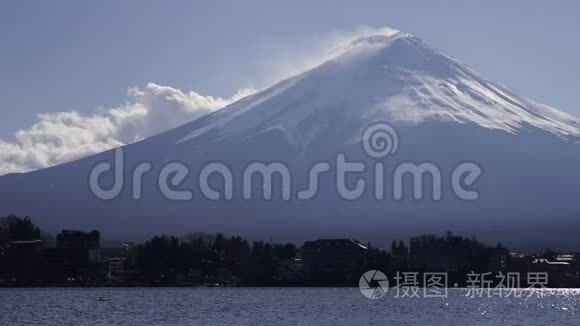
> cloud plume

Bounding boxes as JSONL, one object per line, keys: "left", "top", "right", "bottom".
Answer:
{"left": 262, "top": 26, "right": 400, "bottom": 85}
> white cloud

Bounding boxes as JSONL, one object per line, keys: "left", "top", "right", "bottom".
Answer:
{"left": 0, "top": 83, "right": 254, "bottom": 175}
{"left": 261, "top": 26, "right": 401, "bottom": 85}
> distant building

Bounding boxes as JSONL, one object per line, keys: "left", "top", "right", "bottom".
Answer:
{"left": 466, "top": 247, "right": 508, "bottom": 272}
{"left": 302, "top": 239, "right": 367, "bottom": 284}
{"left": 2, "top": 240, "right": 45, "bottom": 283}
{"left": 100, "top": 241, "right": 132, "bottom": 260}
{"left": 100, "top": 240, "right": 133, "bottom": 279}
{"left": 107, "top": 257, "right": 126, "bottom": 277}
{"left": 532, "top": 258, "right": 571, "bottom": 273}
{"left": 555, "top": 254, "right": 575, "bottom": 264}
{"left": 56, "top": 230, "right": 100, "bottom": 263}
{"left": 57, "top": 230, "right": 100, "bottom": 248}
{"left": 554, "top": 254, "right": 577, "bottom": 272}
{"left": 35, "top": 230, "right": 104, "bottom": 280}
{"left": 410, "top": 235, "right": 468, "bottom": 272}
{"left": 409, "top": 234, "right": 507, "bottom": 272}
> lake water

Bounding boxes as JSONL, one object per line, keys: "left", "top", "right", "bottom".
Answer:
{"left": 1, "top": 288, "right": 579, "bottom": 325}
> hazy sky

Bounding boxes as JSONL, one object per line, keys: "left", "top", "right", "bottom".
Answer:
{"left": 0, "top": 1, "right": 579, "bottom": 173}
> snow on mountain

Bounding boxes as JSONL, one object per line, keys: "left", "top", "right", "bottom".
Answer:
{"left": 179, "top": 32, "right": 580, "bottom": 148}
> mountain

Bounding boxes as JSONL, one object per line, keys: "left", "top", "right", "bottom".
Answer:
{"left": 2, "top": 32, "right": 580, "bottom": 249}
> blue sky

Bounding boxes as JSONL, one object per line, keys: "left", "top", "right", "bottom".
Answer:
{"left": 0, "top": 1, "right": 579, "bottom": 173}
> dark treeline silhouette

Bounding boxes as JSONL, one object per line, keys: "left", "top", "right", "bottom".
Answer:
{"left": 1, "top": 216, "right": 580, "bottom": 287}
{"left": 0, "top": 215, "right": 41, "bottom": 243}
{"left": 133, "top": 234, "right": 298, "bottom": 285}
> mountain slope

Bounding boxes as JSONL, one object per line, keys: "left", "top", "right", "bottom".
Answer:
{"left": 1, "top": 32, "right": 580, "bottom": 249}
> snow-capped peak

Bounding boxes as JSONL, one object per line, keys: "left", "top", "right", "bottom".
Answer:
{"left": 179, "top": 33, "right": 580, "bottom": 145}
